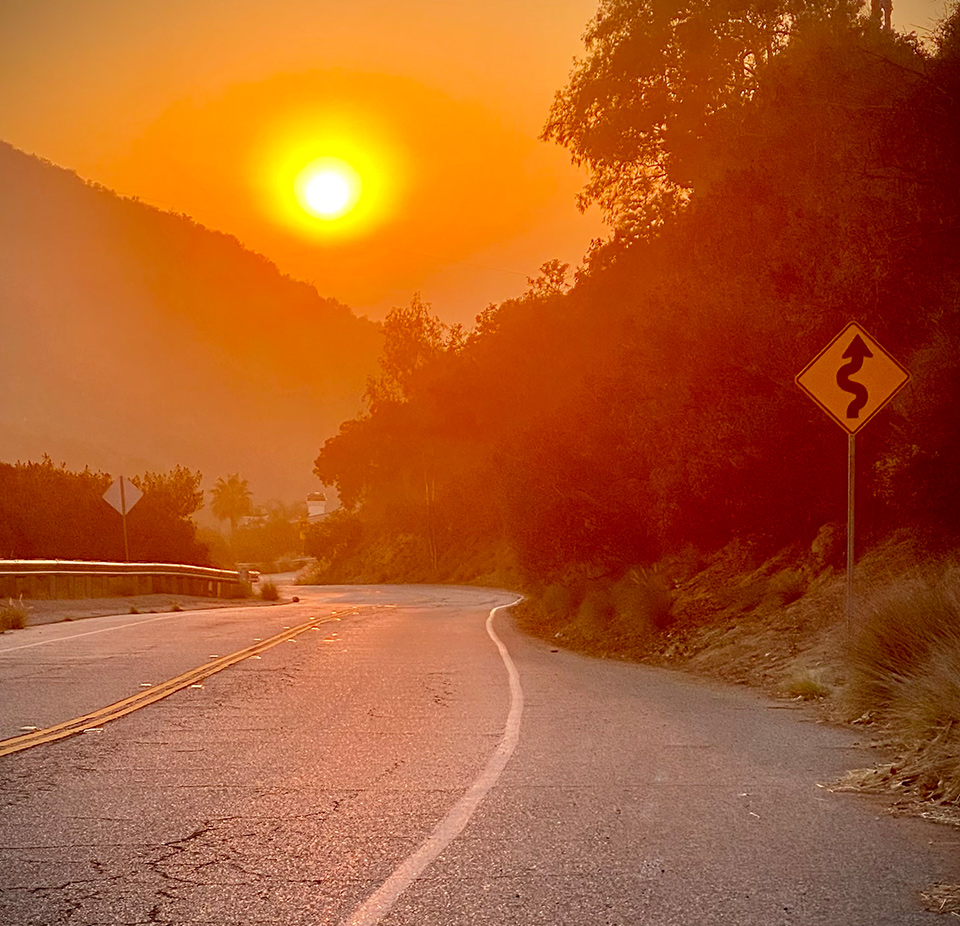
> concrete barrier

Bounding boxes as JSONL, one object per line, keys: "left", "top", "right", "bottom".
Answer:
{"left": 0, "top": 560, "right": 245, "bottom": 600}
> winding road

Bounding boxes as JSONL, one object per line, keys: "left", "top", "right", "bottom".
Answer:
{"left": 1, "top": 584, "right": 958, "bottom": 925}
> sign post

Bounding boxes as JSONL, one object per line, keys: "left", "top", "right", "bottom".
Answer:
{"left": 102, "top": 476, "right": 143, "bottom": 562}
{"left": 796, "top": 322, "right": 909, "bottom": 624}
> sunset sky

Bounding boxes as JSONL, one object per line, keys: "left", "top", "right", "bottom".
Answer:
{"left": 0, "top": 0, "right": 949, "bottom": 326}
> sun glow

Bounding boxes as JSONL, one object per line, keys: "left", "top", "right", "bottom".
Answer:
{"left": 295, "top": 157, "right": 362, "bottom": 220}
{"left": 256, "top": 114, "right": 402, "bottom": 242}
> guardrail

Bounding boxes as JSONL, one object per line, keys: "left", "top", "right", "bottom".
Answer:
{"left": 0, "top": 560, "right": 245, "bottom": 601}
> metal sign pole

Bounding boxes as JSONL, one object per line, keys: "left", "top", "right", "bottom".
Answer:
{"left": 102, "top": 477, "right": 142, "bottom": 562}
{"left": 796, "top": 322, "right": 910, "bottom": 633}
{"left": 846, "top": 432, "right": 855, "bottom": 628}
{"left": 120, "top": 476, "right": 130, "bottom": 563}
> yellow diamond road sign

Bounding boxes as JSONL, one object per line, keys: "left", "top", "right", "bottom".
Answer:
{"left": 796, "top": 322, "right": 909, "bottom": 433}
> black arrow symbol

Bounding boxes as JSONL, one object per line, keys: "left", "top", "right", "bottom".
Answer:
{"left": 836, "top": 334, "right": 873, "bottom": 418}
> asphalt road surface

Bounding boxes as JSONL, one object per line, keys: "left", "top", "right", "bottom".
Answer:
{"left": 1, "top": 584, "right": 958, "bottom": 925}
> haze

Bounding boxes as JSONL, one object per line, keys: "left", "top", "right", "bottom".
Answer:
{"left": 0, "top": 0, "right": 951, "bottom": 503}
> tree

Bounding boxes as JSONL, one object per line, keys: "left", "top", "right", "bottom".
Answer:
{"left": 131, "top": 466, "right": 203, "bottom": 520}
{"left": 363, "top": 293, "right": 455, "bottom": 409}
{"left": 524, "top": 259, "right": 571, "bottom": 299}
{"left": 542, "top": 0, "right": 863, "bottom": 233}
{"left": 0, "top": 458, "right": 209, "bottom": 564}
{"left": 0, "top": 457, "right": 113, "bottom": 560}
{"left": 129, "top": 466, "right": 207, "bottom": 563}
{"left": 210, "top": 473, "right": 252, "bottom": 535}
{"left": 233, "top": 500, "right": 307, "bottom": 566}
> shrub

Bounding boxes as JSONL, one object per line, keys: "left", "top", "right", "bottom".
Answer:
{"left": 783, "top": 669, "right": 831, "bottom": 701}
{"left": 260, "top": 579, "right": 280, "bottom": 601}
{"left": 0, "top": 597, "right": 27, "bottom": 631}
{"left": 846, "top": 571, "right": 960, "bottom": 800}
{"left": 613, "top": 568, "right": 674, "bottom": 632}
{"left": 541, "top": 582, "right": 576, "bottom": 618}
{"left": 575, "top": 585, "right": 615, "bottom": 640}
{"left": 767, "top": 568, "right": 808, "bottom": 606}
{"left": 846, "top": 577, "right": 959, "bottom": 718}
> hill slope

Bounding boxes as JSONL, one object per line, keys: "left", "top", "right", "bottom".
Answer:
{"left": 0, "top": 142, "right": 381, "bottom": 500}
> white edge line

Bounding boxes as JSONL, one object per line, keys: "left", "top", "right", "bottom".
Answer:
{"left": 339, "top": 597, "right": 524, "bottom": 926}
{"left": 0, "top": 599, "right": 295, "bottom": 655}
{"left": 0, "top": 610, "right": 188, "bottom": 654}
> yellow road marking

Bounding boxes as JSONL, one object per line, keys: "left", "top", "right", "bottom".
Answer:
{"left": 0, "top": 615, "right": 339, "bottom": 758}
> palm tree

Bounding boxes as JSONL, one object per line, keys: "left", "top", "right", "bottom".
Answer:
{"left": 210, "top": 473, "right": 252, "bottom": 536}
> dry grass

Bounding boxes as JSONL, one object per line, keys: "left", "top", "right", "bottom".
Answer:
{"left": 260, "top": 579, "right": 280, "bottom": 601}
{"left": 782, "top": 668, "right": 832, "bottom": 701}
{"left": 614, "top": 568, "right": 675, "bottom": 633}
{"left": 845, "top": 569, "right": 960, "bottom": 802}
{"left": 523, "top": 568, "right": 676, "bottom": 656}
{"left": 920, "top": 883, "right": 960, "bottom": 915}
{"left": 0, "top": 597, "right": 27, "bottom": 631}
{"left": 766, "top": 568, "right": 808, "bottom": 606}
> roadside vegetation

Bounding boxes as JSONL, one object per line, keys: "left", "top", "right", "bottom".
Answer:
{"left": 845, "top": 567, "right": 960, "bottom": 803}
{"left": 259, "top": 579, "right": 280, "bottom": 601}
{"left": 0, "top": 597, "right": 27, "bottom": 631}
{"left": 0, "top": 458, "right": 207, "bottom": 564}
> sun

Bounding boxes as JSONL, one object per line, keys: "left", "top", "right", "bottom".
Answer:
{"left": 257, "top": 120, "right": 401, "bottom": 240}
{"left": 294, "top": 157, "right": 362, "bottom": 220}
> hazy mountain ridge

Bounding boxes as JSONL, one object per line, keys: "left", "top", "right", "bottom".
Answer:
{"left": 0, "top": 141, "right": 382, "bottom": 501}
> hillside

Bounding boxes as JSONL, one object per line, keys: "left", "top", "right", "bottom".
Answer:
{"left": 0, "top": 142, "right": 381, "bottom": 500}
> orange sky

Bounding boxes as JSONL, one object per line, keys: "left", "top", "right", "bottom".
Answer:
{"left": 0, "top": 0, "right": 612, "bottom": 325}
{"left": 0, "top": 0, "right": 947, "bottom": 325}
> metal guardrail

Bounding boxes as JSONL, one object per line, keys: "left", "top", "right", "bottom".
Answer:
{"left": 0, "top": 560, "right": 245, "bottom": 601}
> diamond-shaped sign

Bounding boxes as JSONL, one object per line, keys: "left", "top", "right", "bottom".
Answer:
{"left": 796, "top": 322, "right": 910, "bottom": 433}
{"left": 103, "top": 476, "right": 143, "bottom": 516}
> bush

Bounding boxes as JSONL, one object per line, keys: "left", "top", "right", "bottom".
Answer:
{"left": 260, "top": 579, "right": 280, "bottom": 601}
{"left": 304, "top": 509, "right": 362, "bottom": 563}
{"left": 0, "top": 597, "right": 27, "bottom": 631}
{"left": 783, "top": 669, "right": 831, "bottom": 701}
{"left": 575, "top": 585, "right": 616, "bottom": 641}
{"left": 613, "top": 568, "right": 674, "bottom": 632}
{"left": 541, "top": 582, "right": 577, "bottom": 618}
{"left": 846, "top": 577, "right": 959, "bottom": 717}
{"left": 767, "top": 568, "right": 808, "bottom": 606}
{"left": 846, "top": 571, "right": 960, "bottom": 800}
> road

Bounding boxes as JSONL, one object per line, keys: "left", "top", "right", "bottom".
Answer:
{"left": 1, "top": 584, "right": 958, "bottom": 925}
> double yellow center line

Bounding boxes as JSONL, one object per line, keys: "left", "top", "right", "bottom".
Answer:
{"left": 0, "top": 614, "right": 339, "bottom": 758}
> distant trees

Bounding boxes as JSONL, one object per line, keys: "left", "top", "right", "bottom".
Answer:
{"left": 232, "top": 500, "right": 306, "bottom": 568}
{"left": 314, "top": 294, "right": 465, "bottom": 576}
{"left": 304, "top": 509, "right": 363, "bottom": 573}
{"left": 363, "top": 293, "right": 459, "bottom": 409}
{"left": 0, "top": 457, "right": 209, "bottom": 564}
{"left": 210, "top": 473, "right": 252, "bottom": 535}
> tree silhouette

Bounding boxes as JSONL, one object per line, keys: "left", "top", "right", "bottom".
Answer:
{"left": 363, "top": 293, "right": 454, "bottom": 409}
{"left": 541, "top": 0, "right": 862, "bottom": 232}
{"left": 211, "top": 474, "right": 252, "bottom": 536}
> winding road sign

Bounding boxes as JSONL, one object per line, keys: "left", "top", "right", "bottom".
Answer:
{"left": 796, "top": 322, "right": 910, "bottom": 433}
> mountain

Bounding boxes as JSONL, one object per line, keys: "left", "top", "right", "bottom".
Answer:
{"left": 0, "top": 142, "right": 381, "bottom": 502}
